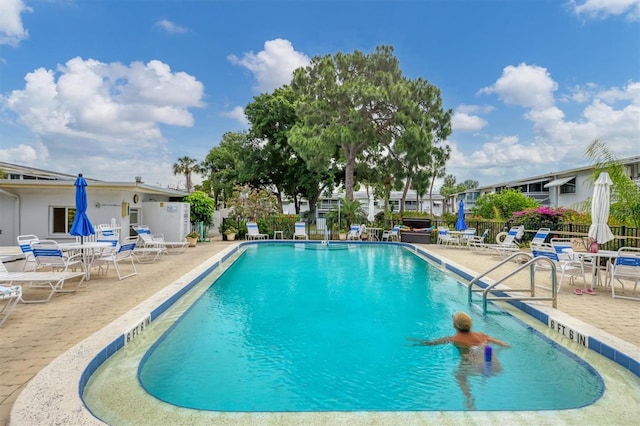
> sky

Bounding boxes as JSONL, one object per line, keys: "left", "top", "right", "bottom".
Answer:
{"left": 0, "top": 0, "right": 639, "bottom": 191}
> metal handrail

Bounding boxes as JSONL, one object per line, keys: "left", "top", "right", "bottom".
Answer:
{"left": 467, "top": 252, "right": 532, "bottom": 302}
{"left": 467, "top": 252, "right": 558, "bottom": 313}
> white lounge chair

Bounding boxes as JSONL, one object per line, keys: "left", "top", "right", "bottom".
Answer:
{"left": 17, "top": 234, "right": 39, "bottom": 271}
{"left": 246, "top": 221, "right": 268, "bottom": 240}
{"left": 132, "top": 225, "right": 188, "bottom": 254}
{"left": 459, "top": 228, "right": 477, "bottom": 246}
{"left": 92, "top": 237, "right": 138, "bottom": 280}
{"left": 532, "top": 243, "right": 585, "bottom": 293}
{"left": 529, "top": 227, "right": 551, "bottom": 250}
{"left": 488, "top": 225, "right": 525, "bottom": 257}
{"left": 467, "top": 229, "right": 489, "bottom": 252}
{"left": 609, "top": 247, "right": 640, "bottom": 301}
{"left": 293, "top": 222, "right": 308, "bottom": 240}
{"left": 0, "top": 259, "right": 86, "bottom": 303}
{"left": 0, "top": 284, "right": 21, "bottom": 326}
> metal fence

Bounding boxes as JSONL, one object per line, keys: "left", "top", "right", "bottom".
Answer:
{"left": 223, "top": 216, "right": 640, "bottom": 249}
{"left": 432, "top": 219, "right": 640, "bottom": 250}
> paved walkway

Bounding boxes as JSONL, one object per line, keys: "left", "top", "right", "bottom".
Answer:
{"left": 1, "top": 240, "right": 639, "bottom": 425}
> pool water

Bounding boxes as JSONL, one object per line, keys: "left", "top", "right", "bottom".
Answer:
{"left": 138, "top": 243, "right": 603, "bottom": 411}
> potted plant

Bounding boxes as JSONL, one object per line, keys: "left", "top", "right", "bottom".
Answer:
{"left": 185, "top": 231, "right": 199, "bottom": 247}
{"left": 224, "top": 226, "right": 238, "bottom": 241}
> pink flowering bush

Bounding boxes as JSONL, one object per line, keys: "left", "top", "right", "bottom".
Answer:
{"left": 511, "top": 207, "right": 588, "bottom": 229}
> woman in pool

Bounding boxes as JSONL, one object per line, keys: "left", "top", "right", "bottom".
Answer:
{"left": 407, "top": 311, "right": 510, "bottom": 350}
{"left": 407, "top": 312, "right": 510, "bottom": 410}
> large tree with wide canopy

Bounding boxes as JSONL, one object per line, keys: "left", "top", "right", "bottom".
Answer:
{"left": 289, "top": 45, "right": 452, "bottom": 202}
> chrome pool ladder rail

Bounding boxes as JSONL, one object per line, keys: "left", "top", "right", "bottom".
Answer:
{"left": 467, "top": 252, "right": 558, "bottom": 313}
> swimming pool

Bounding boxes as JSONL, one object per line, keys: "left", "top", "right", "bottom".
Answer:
{"left": 132, "top": 243, "right": 603, "bottom": 411}
{"left": 21, "top": 241, "right": 635, "bottom": 425}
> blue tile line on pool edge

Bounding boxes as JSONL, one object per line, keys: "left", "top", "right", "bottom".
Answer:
{"left": 78, "top": 241, "right": 640, "bottom": 407}
{"left": 78, "top": 254, "right": 225, "bottom": 403}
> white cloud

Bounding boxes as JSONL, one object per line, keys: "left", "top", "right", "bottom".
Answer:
{"left": 154, "top": 19, "right": 188, "bottom": 34}
{"left": 5, "top": 57, "right": 205, "bottom": 143}
{"left": 451, "top": 112, "right": 488, "bottom": 132}
{"left": 453, "top": 73, "right": 640, "bottom": 185}
{"left": 0, "top": 0, "right": 30, "bottom": 46}
{"left": 1, "top": 57, "right": 206, "bottom": 186}
{"left": 228, "top": 38, "right": 310, "bottom": 93}
{"left": 221, "top": 106, "right": 249, "bottom": 126}
{"left": 596, "top": 81, "right": 640, "bottom": 103}
{"left": 571, "top": 0, "right": 640, "bottom": 21}
{"left": 0, "top": 143, "right": 43, "bottom": 162}
{"left": 479, "top": 63, "right": 558, "bottom": 109}
{"left": 561, "top": 83, "right": 597, "bottom": 103}
{"left": 456, "top": 104, "right": 495, "bottom": 114}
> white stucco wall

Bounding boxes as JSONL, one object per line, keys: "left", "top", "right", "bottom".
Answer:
{"left": 0, "top": 187, "right": 174, "bottom": 246}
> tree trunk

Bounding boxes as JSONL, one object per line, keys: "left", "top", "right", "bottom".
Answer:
{"left": 400, "top": 177, "right": 411, "bottom": 214}
{"left": 344, "top": 146, "right": 357, "bottom": 201}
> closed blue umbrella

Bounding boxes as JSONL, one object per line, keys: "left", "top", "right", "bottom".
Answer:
{"left": 455, "top": 200, "right": 467, "bottom": 231}
{"left": 70, "top": 174, "right": 95, "bottom": 242}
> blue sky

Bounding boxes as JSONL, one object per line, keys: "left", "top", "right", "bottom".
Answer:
{"left": 0, "top": 0, "right": 638, "bottom": 190}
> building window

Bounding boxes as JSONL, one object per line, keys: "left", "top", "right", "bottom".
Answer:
{"left": 51, "top": 207, "right": 76, "bottom": 234}
{"left": 404, "top": 200, "right": 417, "bottom": 211}
{"left": 560, "top": 179, "right": 576, "bottom": 194}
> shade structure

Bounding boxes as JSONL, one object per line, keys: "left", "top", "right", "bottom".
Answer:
{"left": 455, "top": 200, "right": 467, "bottom": 231}
{"left": 588, "top": 172, "right": 614, "bottom": 244}
{"left": 367, "top": 194, "right": 375, "bottom": 223}
{"left": 69, "top": 174, "right": 95, "bottom": 240}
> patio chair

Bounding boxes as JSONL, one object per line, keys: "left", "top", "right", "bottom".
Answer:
{"left": 31, "top": 240, "right": 84, "bottom": 274}
{"left": 551, "top": 237, "right": 607, "bottom": 287}
{"left": 532, "top": 243, "right": 586, "bottom": 293}
{"left": 132, "top": 225, "right": 188, "bottom": 254}
{"left": 381, "top": 226, "right": 400, "bottom": 242}
{"left": 17, "top": 234, "right": 39, "bottom": 271}
{"left": 0, "top": 283, "right": 22, "bottom": 326}
{"left": 293, "top": 222, "right": 308, "bottom": 240}
{"left": 246, "top": 221, "right": 268, "bottom": 240}
{"left": 346, "top": 224, "right": 363, "bottom": 240}
{"left": 609, "top": 247, "right": 640, "bottom": 301}
{"left": 92, "top": 237, "right": 138, "bottom": 280}
{"left": 436, "top": 227, "right": 459, "bottom": 247}
{"left": 529, "top": 228, "right": 551, "bottom": 250}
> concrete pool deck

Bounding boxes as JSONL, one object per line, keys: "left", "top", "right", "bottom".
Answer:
{"left": 1, "top": 240, "right": 639, "bottom": 425}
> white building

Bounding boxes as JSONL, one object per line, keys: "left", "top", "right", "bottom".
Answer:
{"left": 0, "top": 162, "right": 188, "bottom": 246}
{"left": 282, "top": 190, "right": 446, "bottom": 218}
{"left": 455, "top": 156, "right": 640, "bottom": 213}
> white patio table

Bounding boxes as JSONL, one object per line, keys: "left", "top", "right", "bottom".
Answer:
{"left": 573, "top": 250, "right": 619, "bottom": 290}
{"left": 58, "top": 241, "right": 113, "bottom": 281}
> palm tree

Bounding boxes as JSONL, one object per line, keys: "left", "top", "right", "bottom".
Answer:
{"left": 585, "top": 139, "right": 640, "bottom": 227}
{"left": 172, "top": 156, "right": 201, "bottom": 193}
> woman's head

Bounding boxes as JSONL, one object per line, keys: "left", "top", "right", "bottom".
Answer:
{"left": 453, "top": 312, "right": 472, "bottom": 332}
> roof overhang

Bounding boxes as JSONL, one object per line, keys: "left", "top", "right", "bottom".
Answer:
{"left": 0, "top": 180, "right": 187, "bottom": 197}
{"left": 544, "top": 176, "right": 576, "bottom": 188}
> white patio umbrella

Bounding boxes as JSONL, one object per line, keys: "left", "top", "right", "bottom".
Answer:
{"left": 367, "top": 193, "right": 375, "bottom": 223}
{"left": 588, "top": 172, "right": 615, "bottom": 244}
